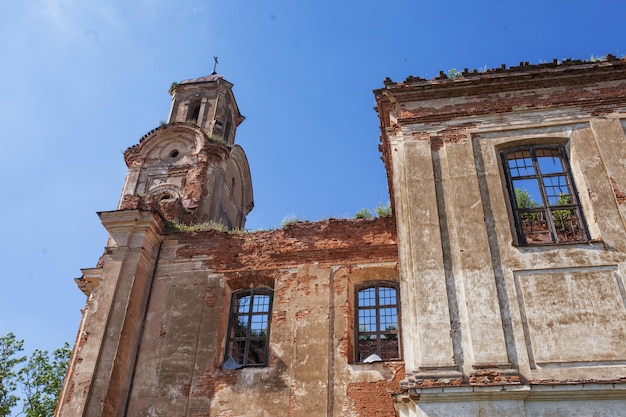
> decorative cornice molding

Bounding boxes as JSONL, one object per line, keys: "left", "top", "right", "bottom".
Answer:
{"left": 98, "top": 210, "right": 163, "bottom": 249}
{"left": 396, "top": 382, "right": 626, "bottom": 404}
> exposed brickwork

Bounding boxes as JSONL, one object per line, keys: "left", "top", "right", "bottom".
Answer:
{"left": 118, "top": 194, "right": 196, "bottom": 224}
{"left": 430, "top": 137, "right": 444, "bottom": 152}
{"left": 272, "top": 310, "right": 287, "bottom": 324}
{"left": 469, "top": 370, "right": 521, "bottom": 385}
{"left": 294, "top": 308, "right": 313, "bottom": 320}
{"left": 119, "top": 114, "right": 252, "bottom": 231}
{"left": 411, "top": 131, "right": 430, "bottom": 141}
{"left": 189, "top": 369, "right": 237, "bottom": 398}
{"left": 396, "top": 82, "right": 626, "bottom": 124}
{"left": 338, "top": 300, "right": 354, "bottom": 361}
{"left": 611, "top": 177, "right": 626, "bottom": 205}
{"left": 347, "top": 362, "right": 404, "bottom": 416}
{"left": 401, "top": 368, "right": 466, "bottom": 390}
{"left": 173, "top": 217, "right": 397, "bottom": 272}
{"left": 375, "top": 58, "right": 626, "bottom": 155}
{"left": 99, "top": 216, "right": 399, "bottom": 416}
{"left": 63, "top": 382, "right": 74, "bottom": 404}
{"left": 288, "top": 383, "right": 296, "bottom": 417}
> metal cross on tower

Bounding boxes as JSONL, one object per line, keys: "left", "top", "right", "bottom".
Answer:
{"left": 211, "top": 56, "right": 219, "bottom": 75}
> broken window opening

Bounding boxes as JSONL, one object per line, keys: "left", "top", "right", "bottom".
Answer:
{"left": 158, "top": 193, "right": 174, "bottom": 202}
{"left": 225, "top": 288, "right": 273, "bottom": 367}
{"left": 186, "top": 99, "right": 201, "bottom": 124}
{"left": 501, "top": 145, "right": 589, "bottom": 245}
{"left": 355, "top": 282, "right": 400, "bottom": 362}
{"left": 224, "top": 112, "right": 233, "bottom": 143}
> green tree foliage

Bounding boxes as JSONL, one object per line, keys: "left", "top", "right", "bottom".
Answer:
{"left": 553, "top": 193, "right": 573, "bottom": 230}
{"left": 0, "top": 333, "right": 25, "bottom": 417}
{"left": 19, "top": 344, "right": 71, "bottom": 417}
{"left": 515, "top": 188, "right": 539, "bottom": 223}
{"left": 0, "top": 334, "right": 70, "bottom": 417}
{"left": 514, "top": 188, "right": 539, "bottom": 208}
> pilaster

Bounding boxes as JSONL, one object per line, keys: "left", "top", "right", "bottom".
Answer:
{"left": 393, "top": 134, "right": 457, "bottom": 378}
{"left": 57, "top": 210, "right": 163, "bottom": 417}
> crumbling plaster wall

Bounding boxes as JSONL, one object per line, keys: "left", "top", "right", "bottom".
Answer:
{"left": 122, "top": 217, "right": 402, "bottom": 417}
{"left": 120, "top": 124, "right": 252, "bottom": 229}
{"left": 376, "top": 61, "right": 626, "bottom": 415}
{"left": 377, "top": 62, "right": 626, "bottom": 405}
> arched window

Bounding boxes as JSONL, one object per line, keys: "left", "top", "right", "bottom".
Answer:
{"left": 225, "top": 288, "right": 273, "bottom": 367}
{"left": 186, "top": 99, "right": 201, "bottom": 123}
{"left": 355, "top": 282, "right": 400, "bottom": 362}
{"left": 501, "top": 145, "right": 589, "bottom": 245}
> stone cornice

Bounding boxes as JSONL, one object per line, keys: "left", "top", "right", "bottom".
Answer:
{"left": 75, "top": 267, "right": 103, "bottom": 296}
{"left": 98, "top": 210, "right": 163, "bottom": 250}
{"left": 375, "top": 57, "right": 626, "bottom": 105}
{"left": 397, "top": 382, "right": 626, "bottom": 404}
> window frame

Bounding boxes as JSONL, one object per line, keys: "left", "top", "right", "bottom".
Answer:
{"left": 224, "top": 288, "right": 273, "bottom": 367}
{"left": 500, "top": 144, "right": 590, "bottom": 245}
{"left": 354, "top": 281, "right": 401, "bottom": 363}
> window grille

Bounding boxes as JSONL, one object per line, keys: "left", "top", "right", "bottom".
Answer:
{"left": 356, "top": 282, "right": 400, "bottom": 362}
{"left": 501, "top": 145, "right": 589, "bottom": 245}
{"left": 225, "top": 288, "right": 273, "bottom": 366}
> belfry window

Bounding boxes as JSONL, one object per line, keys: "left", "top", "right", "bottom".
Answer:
{"left": 225, "top": 288, "right": 273, "bottom": 367}
{"left": 224, "top": 112, "right": 233, "bottom": 142}
{"left": 501, "top": 145, "right": 589, "bottom": 245}
{"left": 356, "top": 282, "right": 400, "bottom": 362}
{"left": 186, "top": 99, "right": 201, "bottom": 123}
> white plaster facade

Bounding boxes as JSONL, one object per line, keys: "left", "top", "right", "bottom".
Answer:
{"left": 375, "top": 58, "right": 626, "bottom": 416}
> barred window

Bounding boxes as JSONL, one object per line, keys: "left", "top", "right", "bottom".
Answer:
{"left": 356, "top": 282, "right": 400, "bottom": 362}
{"left": 501, "top": 145, "right": 589, "bottom": 245}
{"left": 225, "top": 289, "right": 273, "bottom": 367}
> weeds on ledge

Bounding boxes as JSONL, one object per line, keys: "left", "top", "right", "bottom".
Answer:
{"left": 206, "top": 134, "right": 227, "bottom": 146}
{"left": 165, "top": 220, "right": 228, "bottom": 233}
{"left": 353, "top": 202, "right": 392, "bottom": 219}
{"left": 355, "top": 208, "right": 373, "bottom": 219}
{"left": 374, "top": 202, "right": 392, "bottom": 217}
{"left": 281, "top": 214, "right": 302, "bottom": 228}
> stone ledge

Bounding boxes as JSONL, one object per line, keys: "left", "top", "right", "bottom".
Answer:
{"left": 396, "top": 382, "right": 626, "bottom": 403}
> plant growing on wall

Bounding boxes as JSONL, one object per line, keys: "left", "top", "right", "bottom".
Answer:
{"left": 374, "top": 202, "right": 392, "bottom": 217}
{"left": 281, "top": 214, "right": 301, "bottom": 228}
{"left": 355, "top": 208, "right": 373, "bottom": 219}
{"left": 447, "top": 68, "right": 462, "bottom": 79}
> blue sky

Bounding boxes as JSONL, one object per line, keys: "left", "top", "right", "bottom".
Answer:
{"left": 0, "top": 0, "right": 624, "bottom": 363}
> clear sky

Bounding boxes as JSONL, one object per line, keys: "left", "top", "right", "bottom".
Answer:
{"left": 0, "top": 0, "right": 624, "bottom": 364}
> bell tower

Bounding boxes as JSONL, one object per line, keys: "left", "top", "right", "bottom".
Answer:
{"left": 118, "top": 73, "right": 253, "bottom": 230}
